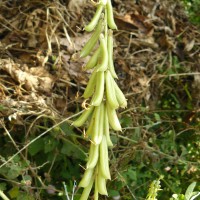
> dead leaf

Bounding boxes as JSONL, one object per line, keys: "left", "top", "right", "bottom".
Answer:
{"left": 0, "top": 59, "right": 54, "bottom": 93}
{"left": 184, "top": 39, "right": 195, "bottom": 52}
{"left": 115, "top": 13, "right": 154, "bottom": 36}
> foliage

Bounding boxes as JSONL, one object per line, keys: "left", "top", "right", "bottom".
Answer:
{"left": 146, "top": 180, "right": 200, "bottom": 200}
{"left": 0, "top": 120, "right": 86, "bottom": 200}
{"left": 103, "top": 55, "right": 200, "bottom": 199}
{"left": 181, "top": 0, "right": 200, "bottom": 24}
{"left": 1, "top": 61, "right": 199, "bottom": 199}
{"left": 170, "top": 182, "right": 200, "bottom": 200}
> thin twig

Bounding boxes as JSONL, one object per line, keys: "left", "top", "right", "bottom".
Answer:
{"left": 63, "top": 182, "right": 70, "bottom": 200}
{"left": 71, "top": 180, "right": 77, "bottom": 200}
{"left": 1, "top": 121, "right": 46, "bottom": 187}
{"left": 0, "top": 111, "right": 83, "bottom": 169}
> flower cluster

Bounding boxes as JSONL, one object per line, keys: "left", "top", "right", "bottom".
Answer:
{"left": 72, "top": 1, "right": 127, "bottom": 199}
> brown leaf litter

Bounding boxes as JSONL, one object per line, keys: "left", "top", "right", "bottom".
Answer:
{"left": 0, "top": 0, "right": 199, "bottom": 125}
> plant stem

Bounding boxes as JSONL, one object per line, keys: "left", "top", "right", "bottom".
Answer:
{"left": 0, "top": 111, "right": 83, "bottom": 169}
{"left": 0, "top": 190, "right": 10, "bottom": 200}
{"left": 104, "top": 5, "right": 108, "bottom": 41}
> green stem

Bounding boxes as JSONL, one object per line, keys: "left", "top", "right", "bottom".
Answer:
{"left": 104, "top": 4, "right": 108, "bottom": 42}
{"left": 0, "top": 190, "right": 10, "bottom": 200}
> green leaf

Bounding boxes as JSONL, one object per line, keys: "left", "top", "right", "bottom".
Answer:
{"left": 59, "top": 122, "right": 75, "bottom": 135}
{"left": 154, "top": 113, "right": 161, "bottom": 122}
{"left": 28, "top": 138, "right": 44, "bottom": 156}
{"left": 0, "top": 164, "right": 23, "bottom": 180}
{"left": 185, "top": 182, "right": 196, "bottom": 200}
{"left": 16, "top": 192, "right": 34, "bottom": 200}
{"left": 44, "top": 137, "right": 58, "bottom": 153}
{"left": 108, "top": 189, "right": 120, "bottom": 197}
{"left": 190, "top": 192, "right": 200, "bottom": 200}
{"left": 8, "top": 187, "right": 19, "bottom": 199}
{"left": 0, "top": 105, "right": 7, "bottom": 111}
{"left": 127, "top": 169, "right": 137, "bottom": 181}
{"left": 0, "top": 183, "right": 7, "bottom": 191}
{"left": 13, "top": 155, "right": 20, "bottom": 163}
{"left": 0, "top": 167, "right": 8, "bottom": 178}
{"left": 10, "top": 165, "right": 22, "bottom": 179}
{"left": 61, "top": 140, "right": 86, "bottom": 160}
{"left": 120, "top": 115, "right": 133, "bottom": 127}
